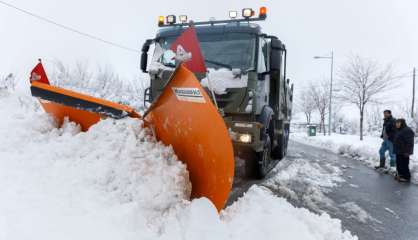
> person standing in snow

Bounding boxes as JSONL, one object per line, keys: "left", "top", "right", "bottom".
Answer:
{"left": 393, "top": 119, "right": 415, "bottom": 182}
{"left": 375, "top": 110, "right": 397, "bottom": 170}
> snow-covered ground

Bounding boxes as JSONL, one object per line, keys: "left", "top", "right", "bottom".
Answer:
{"left": 264, "top": 149, "right": 377, "bottom": 223}
{"left": 264, "top": 156, "right": 346, "bottom": 213}
{"left": 291, "top": 132, "right": 418, "bottom": 183}
{"left": 0, "top": 90, "right": 357, "bottom": 240}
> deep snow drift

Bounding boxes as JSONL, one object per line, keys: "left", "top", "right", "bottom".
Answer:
{"left": 292, "top": 132, "right": 418, "bottom": 183}
{"left": 0, "top": 91, "right": 356, "bottom": 240}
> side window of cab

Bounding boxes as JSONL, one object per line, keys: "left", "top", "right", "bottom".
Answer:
{"left": 257, "top": 37, "right": 269, "bottom": 73}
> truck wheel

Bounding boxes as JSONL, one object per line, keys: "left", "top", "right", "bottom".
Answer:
{"left": 274, "top": 126, "right": 289, "bottom": 159}
{"left": 245, "top": 136, "right": 271, "bottom": 179}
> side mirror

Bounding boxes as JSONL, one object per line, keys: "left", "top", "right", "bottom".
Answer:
{"left": 270, "top": 39, "right": 282, "bottom": 71}
{"left": 140, "top": 52, "right": 148, "bottom": 73}
{"left": 140, "top": 39, "right": 153, "bottom": 73}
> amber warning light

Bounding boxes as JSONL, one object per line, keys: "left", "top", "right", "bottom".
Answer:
{"left": 259, "top": 7, "right": 267, "bottom": 18}
{"left": 158, "top": 16, "right": 164, "bottom": 26}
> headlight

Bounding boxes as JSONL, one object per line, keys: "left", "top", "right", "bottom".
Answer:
{"left": 238, "top": 133, "right": 252, "bottom": 143}
{"left": 229, "top": 129, "right": 253, "bottom": 144}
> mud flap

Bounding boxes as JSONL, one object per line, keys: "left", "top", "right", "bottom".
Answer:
{"left": 145, "top": 64, "right": 234, "bottom": 211}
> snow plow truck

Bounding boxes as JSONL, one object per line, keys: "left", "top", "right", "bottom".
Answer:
{"left": 29, "top": 7, "right": 293, "bottom": 212}
{"left": 141, "top": 8, "right": 293, "bottom": 178}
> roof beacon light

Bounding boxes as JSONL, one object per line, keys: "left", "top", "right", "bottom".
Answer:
{"left": 259, "top": 7, "right": 267, "bottom": 18}
{"left": 229, "top": 10, "right": 238, "bottom": 19}
{"left": 166, "top": 15, "right": 176, "bottom": 24}
{"left": 158, "top": 16, "right": 165, "bottom": 26}
{"left": 179, "top": 15, "right": 188, "bottom": 23}
{"left": 242, "top": 8, "right": 254, "bottom": 18}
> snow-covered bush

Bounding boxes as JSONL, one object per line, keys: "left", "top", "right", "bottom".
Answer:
{"left": 50, "top": 60, "right": 148, "bottom": 110}
{"left": 0, "top": 73, "right": 16, "bottom": 91}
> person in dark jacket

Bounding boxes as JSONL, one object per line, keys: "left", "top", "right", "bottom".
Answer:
{"left": 375, "top": 110, "right": 397, "bottom": 169}
{"left": 393, "top": 119, "right": 415, "bottom": 182}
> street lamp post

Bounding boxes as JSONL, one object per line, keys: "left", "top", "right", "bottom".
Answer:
{"left": 314, "top": 51, "right": 334, "bottom": 136}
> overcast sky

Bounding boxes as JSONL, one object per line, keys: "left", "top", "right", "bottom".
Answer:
{"left": 1, "top": 0, "right": 417, "bottom": 113}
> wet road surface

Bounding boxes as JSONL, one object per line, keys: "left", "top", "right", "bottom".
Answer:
{"left": 228, "top": 140, "right": 418, "bottom": 240}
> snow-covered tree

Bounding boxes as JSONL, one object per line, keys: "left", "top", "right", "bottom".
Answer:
{"left": 49, "top": 60, "right": 147, "bottom": 109}
{"left": 51, "top": 60, "right": 71, "bottom": 88}
{"left": 73, "top": 60, "right": 92, "bottom": 89}
{"left": 399, "top": 100, "right": 418, "bottom": 134}
{"left": 366, "top": 105, "right": 383, "bottom": 136}
{"left": 331, "top": 108, "right": 344, "bottom": 133}
{"left": 296, "top": 88, "right": 316, "bottom": 125}
{"left": 0, "top": 73, "right": 16, "bottom": 91}
{"left": 338, "top": 55, "right": 396, "bottom": 140}
{"left": 309, "top": 80, "right": 329, "bottom": 135}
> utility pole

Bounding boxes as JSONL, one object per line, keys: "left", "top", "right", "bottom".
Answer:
{"left": 314, "top": 51, "right": 334, "bottom": 136}
{"left": 328, "top": 51, "right": 334, "bottom": 136}
{"left": 413, "top": 67, "right": 416, "bottom": 118}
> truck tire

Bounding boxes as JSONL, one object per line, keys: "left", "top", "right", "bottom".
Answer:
{"left": 245, "top": 136, "right": 271, "bottom": 179}
{"left": 275, "top": 126, "right": 289, "bottom": 159}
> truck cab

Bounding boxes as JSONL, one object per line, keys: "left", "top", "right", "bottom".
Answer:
{"left": 141, "top": 8, "right": 293, "bottom": 178}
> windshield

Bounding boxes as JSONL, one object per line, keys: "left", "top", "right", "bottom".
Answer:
{"left": 155, "top": 32, "right": 256, "bottom": 71}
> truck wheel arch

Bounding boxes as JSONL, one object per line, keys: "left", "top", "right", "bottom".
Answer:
{"left": 257, "top": 106, "right": 274, "bottom": 141}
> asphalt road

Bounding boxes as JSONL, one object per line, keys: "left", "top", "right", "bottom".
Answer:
{"left": 228, "top": 140, "right": 418, "bottom": 240}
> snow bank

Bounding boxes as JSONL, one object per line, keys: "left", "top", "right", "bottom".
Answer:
{"left": 221, "top": 187, "right": 355, "bottom": 240}
{"left": 0, "top": 91, "right": 357, "bottom": 240}
{"left": 0, "top": 91, "right": 190, "bottom": 239}
{"left": 291, "top": 132, "right": 418, "bottom": 183}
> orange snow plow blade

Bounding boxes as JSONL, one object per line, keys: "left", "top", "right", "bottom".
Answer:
{"left": 30, "top": 63, "right": 234, "bottom": 211}
{"left": 145, "top": 64, "right": 234, "bottom": 211}
{"left": 30, "top": 81, "right": 140, "bottom": 131}
{"left": 38, "top": 100, "right": 101, "bottom": 131}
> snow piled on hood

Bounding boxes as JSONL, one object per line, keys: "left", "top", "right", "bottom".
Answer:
{"left": 0, "top": 90, "right": 357, "bottom": 240}
{"left": 201, "top": 68, "right": 247, "bottom": 95}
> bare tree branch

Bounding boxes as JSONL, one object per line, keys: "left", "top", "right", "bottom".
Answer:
{"left": 309, "top": 80, "right": 329, "bottom": 135}
{"left": 337, "top": 55, "right": 397, "bottom": 140}
{"left": 296, "top": 88, "right": 316, "bottom": 125}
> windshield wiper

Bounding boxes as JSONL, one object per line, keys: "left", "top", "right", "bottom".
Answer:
{"left": 205, "top": 59, "right": 232, "bottom": 70}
